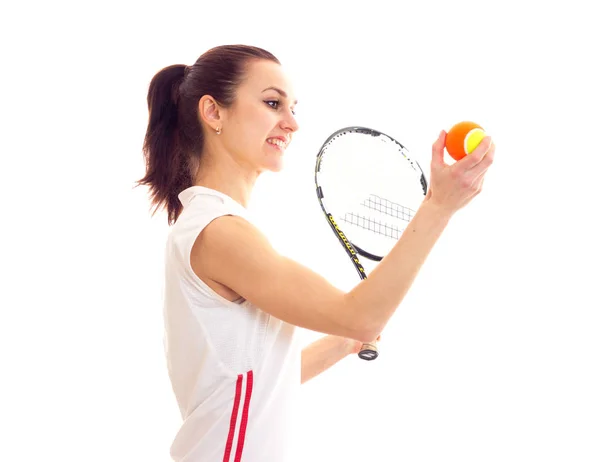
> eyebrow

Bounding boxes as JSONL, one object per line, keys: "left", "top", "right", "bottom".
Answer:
{"left": 262, "top": 86, "right": 298, "bottom": 105}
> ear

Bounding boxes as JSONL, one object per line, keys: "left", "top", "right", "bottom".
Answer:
{"left": 198, "top": 95, "right": 223, "bottom": 132}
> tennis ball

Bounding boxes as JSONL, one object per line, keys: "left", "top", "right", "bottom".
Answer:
{"left": 445, "top": 121, "right": 486, "bottom": 161}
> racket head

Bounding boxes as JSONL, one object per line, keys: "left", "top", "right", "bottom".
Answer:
{"left": 315, "top": 126, "right": 428, "bottom": 262}
{"left": 315, "top": 126, "right": 428, "bottom": 362}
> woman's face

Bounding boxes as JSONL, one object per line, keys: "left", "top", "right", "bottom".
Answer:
{"left": 217, "top": 59, "right": 299, "bottom": 173}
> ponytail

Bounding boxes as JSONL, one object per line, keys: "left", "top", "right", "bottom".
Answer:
{"left": 137, "top": 64, "right": 192, "bottom": 225}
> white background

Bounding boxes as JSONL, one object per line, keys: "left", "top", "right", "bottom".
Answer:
{"left": 2, "top": 0, "right": 599, "bottom": 460}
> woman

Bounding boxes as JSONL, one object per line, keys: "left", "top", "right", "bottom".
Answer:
{"left": 138, "top": 44, "right": 494, "bottom": 462}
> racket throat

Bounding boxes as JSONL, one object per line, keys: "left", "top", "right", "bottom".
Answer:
{"left": 352, "top": 244, "right": 382, "bottom": 262}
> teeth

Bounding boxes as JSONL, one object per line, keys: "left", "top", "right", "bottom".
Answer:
{"left": 267, "top": 138, "right": 286, "bottom": 148}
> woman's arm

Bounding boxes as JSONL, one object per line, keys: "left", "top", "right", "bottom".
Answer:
{"left": 195, "top": 134, "right": 495, "bottom": 342}
{"left": 300, "top": 335, "right": 357, "bottom": 384}
{"left": 301, "top": 335, "right": 381, "bottom": 384}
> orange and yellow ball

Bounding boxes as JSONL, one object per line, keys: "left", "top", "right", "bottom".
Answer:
{"left": 446, "top": 121, "right": 487, "bottom": 161}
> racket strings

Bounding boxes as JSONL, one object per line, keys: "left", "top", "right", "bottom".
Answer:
{"left": 362, "top": 195, "right": 416, "bottom": 222}
{"left": 341, "top": 212, "right": 401, "bottom": 240}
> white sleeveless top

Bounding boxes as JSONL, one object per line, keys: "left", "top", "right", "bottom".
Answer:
{"left": 162, "top": 186, "right": 301, "bottom": 462}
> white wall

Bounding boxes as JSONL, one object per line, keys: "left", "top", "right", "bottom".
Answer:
{"left": 2, "top": 0, "right": 599, "bottom": 460}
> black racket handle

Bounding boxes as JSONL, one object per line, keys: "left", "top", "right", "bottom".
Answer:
{"left": 358, "top": 341, "right": 379, "bottom": 360}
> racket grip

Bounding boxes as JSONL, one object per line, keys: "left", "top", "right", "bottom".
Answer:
{"left": 358, "top": 340, "right": 379, "bottom": 361}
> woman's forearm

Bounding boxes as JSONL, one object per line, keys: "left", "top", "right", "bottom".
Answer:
{"left": 301, "top": 335, "right": 356, "bottom": 384}
{"left": 344, "top": 199, "right": 452, "bottom": 340}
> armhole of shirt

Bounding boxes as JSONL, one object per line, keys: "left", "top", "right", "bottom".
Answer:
{"left": 185, "top": 212, "right": 251, "bottom": 308}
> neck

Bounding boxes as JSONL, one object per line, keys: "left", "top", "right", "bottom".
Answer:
{"left": 194, "top": 150, "right": 260, "bottom": 208}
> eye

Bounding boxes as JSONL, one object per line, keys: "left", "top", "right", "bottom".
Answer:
{"left": 265, "top": 100, "right": 296, "bottom": 116}
{"left": 265, "top": 100, "right": 279, "bottom": 109}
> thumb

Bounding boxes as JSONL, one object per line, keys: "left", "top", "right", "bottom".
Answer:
{"left": 431, "top": 130, "right": 447, "bottom": 167}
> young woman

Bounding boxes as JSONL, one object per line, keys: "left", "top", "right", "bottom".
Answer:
{"left": 138, "top": 44, "right": 494, "bottom": 462}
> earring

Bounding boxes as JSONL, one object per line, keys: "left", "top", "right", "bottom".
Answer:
{"left": 215, "top": 127, "right": 221, "bottom": 135}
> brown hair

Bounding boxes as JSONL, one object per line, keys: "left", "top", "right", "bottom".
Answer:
{"left": 136, "top": 45, "right": 280, "bottom": 225}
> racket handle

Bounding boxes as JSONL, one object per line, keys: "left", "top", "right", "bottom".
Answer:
{"left": 358, "top": 340, "right": 379, "bottom": 361}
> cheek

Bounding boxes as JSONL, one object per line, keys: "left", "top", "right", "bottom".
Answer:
{"left": 240, "top": 110, "right": 271, "bottom": 141}
{"left": 226, "top": 104, "right": 280, "bottom": 162}
{"left": 226, "top": 127, "right": 267, "bottom": 163}
{"left": 226, "top": 119, "right": 260, "bottom": 151}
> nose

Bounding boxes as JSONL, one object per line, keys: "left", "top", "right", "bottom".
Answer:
{"left": 281, "top": 109, "right": 299, "bottom": 133}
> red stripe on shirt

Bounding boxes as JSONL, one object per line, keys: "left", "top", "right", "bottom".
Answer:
{"left": 222, "top": 374, "right": 243, "bottom": 462}
{"left": 234, "top": 371, "right": 254, "bottom": 462}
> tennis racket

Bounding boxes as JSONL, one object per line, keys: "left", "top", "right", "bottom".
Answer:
{"left": 315, "top": 126, "right": 428, "bottom": 360}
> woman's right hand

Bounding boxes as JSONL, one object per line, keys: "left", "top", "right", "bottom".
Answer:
{"left": 424, "top": 130, "right": 495, "bottom": 215}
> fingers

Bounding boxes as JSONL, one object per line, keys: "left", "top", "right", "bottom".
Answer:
{"left": 464, "top": 140, "right": 495, "bottom": 178}
{"left": 480, "top": 141, "right": 495, "bottom": 171}
{"left": 456, "top": 136, "right": 494, "bottom": 171}
{"left": 458, "top": 143, "right": 493, "bottom": 198}
{"left": 431, "top": 130, "right": 447, "bottom": 167}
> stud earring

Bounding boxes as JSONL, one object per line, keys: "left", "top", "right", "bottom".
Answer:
{"left": 215, "top": 127, "right": 221, "bottom": 135}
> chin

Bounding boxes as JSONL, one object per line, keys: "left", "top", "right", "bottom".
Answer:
{"left": 265, "top": 159, "right": 285, "bottom": 172}
{"left": 260, "top": 149, "right": 286, "bottom": 172}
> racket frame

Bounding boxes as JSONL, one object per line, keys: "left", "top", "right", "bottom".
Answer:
{"left": 314, "top": 126, "right": 428, "bottom": 360}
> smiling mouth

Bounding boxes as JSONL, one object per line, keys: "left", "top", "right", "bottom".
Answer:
{"left": 266, "top": 138, "right": 287, "bottom": 150}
